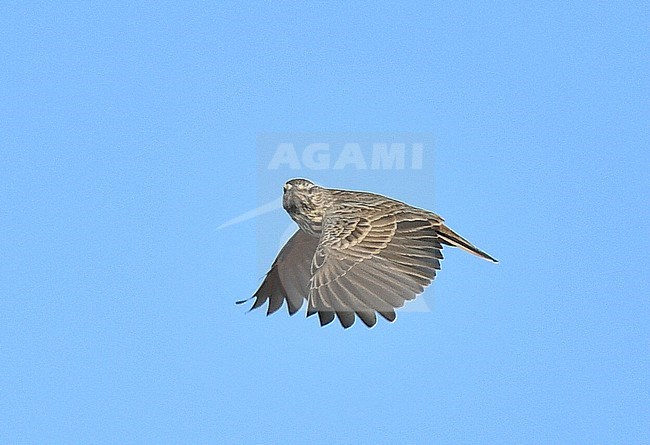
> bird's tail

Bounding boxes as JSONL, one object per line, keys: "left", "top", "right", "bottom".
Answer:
{"left": 436, "top": 224, "right": 498, "bottom": 263}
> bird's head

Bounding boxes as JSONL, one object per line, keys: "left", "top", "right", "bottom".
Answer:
{"left": 282, "top": 178, "right": 325, "bottom": 224}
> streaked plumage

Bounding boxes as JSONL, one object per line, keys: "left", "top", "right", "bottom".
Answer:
{"left": 237, "top": 178, "right": 497, "bottom": 328}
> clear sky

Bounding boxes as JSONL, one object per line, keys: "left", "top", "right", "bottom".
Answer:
{"left": 1, "top": 1, "right": 649, "bottom": 444}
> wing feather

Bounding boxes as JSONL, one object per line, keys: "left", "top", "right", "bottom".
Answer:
{"left": 240, "top": 230, "right": 319, "bottom": 316}
{"left": 308, "top": 211, "right": 444, "bottom": 328}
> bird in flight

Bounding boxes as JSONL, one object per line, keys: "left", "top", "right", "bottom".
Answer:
{"left": 237, "top": 178, "right": 497, "bottom": 328}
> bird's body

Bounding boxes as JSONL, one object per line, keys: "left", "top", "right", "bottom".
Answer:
{"left": 239, "top": 178, "right": 497, "bottom": 328}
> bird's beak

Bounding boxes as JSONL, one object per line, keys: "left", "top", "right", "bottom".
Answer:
{"left": 283, "top": 184, "right": 291, "bottom": 193}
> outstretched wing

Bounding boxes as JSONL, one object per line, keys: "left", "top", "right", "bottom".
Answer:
{"left": 308, "top": 209, "right": 443, "bottom": 328}
{"left": 238, "top": 229, "right": 319, "bottom": 316}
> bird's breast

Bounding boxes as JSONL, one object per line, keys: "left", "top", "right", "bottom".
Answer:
{"left": 284, "top": 207, "right": 321, "bottom": 236}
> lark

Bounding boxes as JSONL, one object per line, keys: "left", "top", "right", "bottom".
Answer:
{"left": 238, "top": 179, "right": 497, "bottom": 328}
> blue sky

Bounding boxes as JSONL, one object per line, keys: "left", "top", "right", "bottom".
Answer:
{"left": 1, "top": 1, "right": 649, "bottom": 443}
